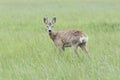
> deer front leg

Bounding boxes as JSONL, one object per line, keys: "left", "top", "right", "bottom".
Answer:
{"left": 54, "top": 40, "right": 64, "bottom": 53}
{"left": 57, "top": 43, "right": 64, "bottom": 54}
{"left": 58, "top": 46, "right": 64, "bottom": 54}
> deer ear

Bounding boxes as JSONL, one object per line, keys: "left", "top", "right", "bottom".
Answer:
{"left": 43, "top": 17, "right": 48, "bottom": 24}
{"left": 52, "top": 17, "right": 56, "bottom": 24}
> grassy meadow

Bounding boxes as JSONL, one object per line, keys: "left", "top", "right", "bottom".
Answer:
{"left": 0, "top": 0, "right": 120, "bottom": 80}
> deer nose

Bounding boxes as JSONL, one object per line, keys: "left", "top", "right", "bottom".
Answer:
{"left": 48, "top": 30, "right": 51, "bottom": 32}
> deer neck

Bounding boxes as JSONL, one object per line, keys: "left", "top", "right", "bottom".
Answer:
{"left": 49, "top": 31, "right": 58, "bottom": 41}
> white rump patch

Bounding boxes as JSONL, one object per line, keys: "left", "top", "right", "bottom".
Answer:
{"left": 79, "top": 36, "right": 88, "bottom": 43}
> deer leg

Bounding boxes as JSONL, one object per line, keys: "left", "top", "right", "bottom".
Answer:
{"left": 54, "top": 40, "right": 64, "bottom": 53}
{"left": 62, "top": 45, "right": 65, "bottom": 51}
{"left": 80, "top": 43, "right": 90, "bottom": 59}
{"left": 57, "top": 43, "right": 64, "bottom": 54}
{"left": 72, "top": 45, "right": 80, "bottom": 58}
{"left": 58, "top": 46, "right": 64, "bottom": 53}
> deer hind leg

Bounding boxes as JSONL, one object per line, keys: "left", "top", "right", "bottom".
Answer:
{"left": 79, "top": 42, "right": 90, "bottom": 59}
{"left": 72, "top": 45, "right": 80, "bottom": 58}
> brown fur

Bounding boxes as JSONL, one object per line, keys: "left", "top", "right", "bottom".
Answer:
{"left": 43, "top": 17, "right": 90, "bottom": 58}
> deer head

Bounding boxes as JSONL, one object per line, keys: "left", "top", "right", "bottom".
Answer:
{"left": 43, "top": 17, "right": 56, "bottom": 33}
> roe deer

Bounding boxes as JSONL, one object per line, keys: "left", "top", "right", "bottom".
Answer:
{"left": 43, "top": 17, "right": 90, "bottom": 58}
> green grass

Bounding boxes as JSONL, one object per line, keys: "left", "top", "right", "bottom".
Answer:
{"left": 0, "top": 0, "right": 120, "bottom": 80}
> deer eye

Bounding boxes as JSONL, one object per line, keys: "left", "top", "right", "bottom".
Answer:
{"left": 47, "top": 25, "right": 50, "bottom": 27}
{"left": 51, "top": 25, "right": 54, "bottom": 27}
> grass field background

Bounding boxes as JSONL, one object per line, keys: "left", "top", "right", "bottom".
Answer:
{"left": 0, "top": 0, "right": 120, "bottom": 80}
